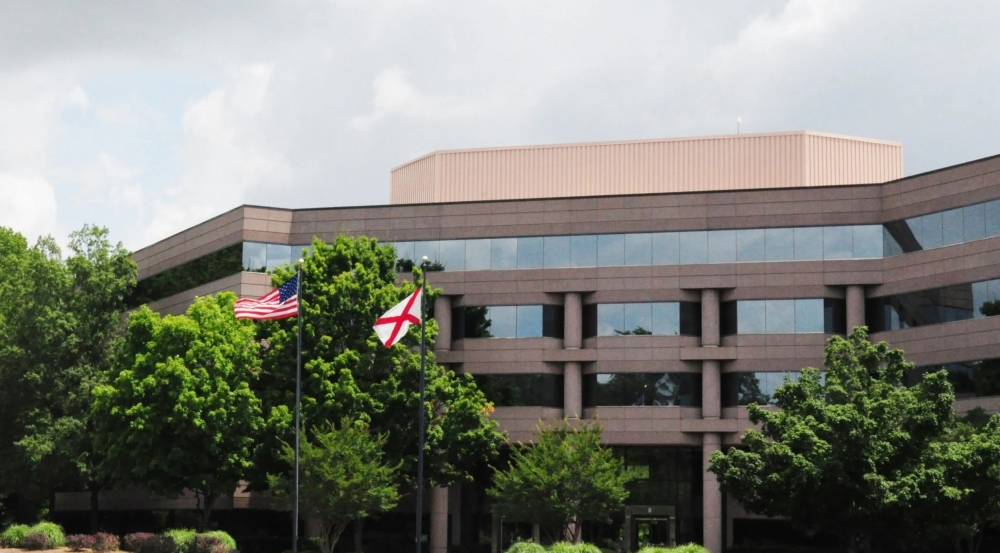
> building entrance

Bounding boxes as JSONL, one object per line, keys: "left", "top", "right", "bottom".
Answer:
{"left": 623, "top": 505, "right": 675, "bottom": 552}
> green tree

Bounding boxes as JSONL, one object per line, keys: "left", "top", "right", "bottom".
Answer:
{"left": 268, "top": 420, "right": 399, "bottom": 553}
{"left": 489, "top": 419, "right": 634, "bottom": 543}
{"left": 708, "top": 328, "right": 957, "bottom": 553}
{"left": 92, "top": 293, "right": 264, "bottom": 530}
{"left": 252, "top": 236, "right": 504, "bottom": 493}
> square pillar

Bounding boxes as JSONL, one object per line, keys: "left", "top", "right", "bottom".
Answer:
{"left": 430, "top": 486, "right": 448, "bottom": 553}
{"left": 564, "top": 292, "right": 582, "bottom": 349}
{"left": 703, "top": 433, "right": 723, "bottom": 553}
{"left": 701, "top": 289, "right": 720, "bottom": 347}
{"left": 702, "top": 360, "right": 721, "bottom": 420}
{"left": 434, "top": 296, "right": 452, "bottom": 351}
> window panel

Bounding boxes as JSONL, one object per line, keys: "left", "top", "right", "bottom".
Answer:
{"left": 517, "top": 237, "right": 544, "bottom": 269}
{"left": 542, "top": 305, "right": 565, "bottom": 338}
{"left": 438, "top": 240, "right": 465, "bottom": 271}
{"left": 986, "top": 200, "right": 1000, "bottom": 238}
{"left": 963, "top": 203, "right": 986, "bottom": 242}
{"left": 391, "top": 241, "right": 414, "bottom": 262}
{"left": 883, "top": 225, "right": 904, "bottom": 257}
{"left": 485, "top": 306, "right": 517, "bottom": 338}
{"left": 597, "top": 303, "right": 625, "bottom": 336}
{"left": 823, "top": 226, "right": 852, "bottom": 260}
{"left": 853, "top": 225, "right": 883, "bottom": 259}
{"left": 543, "top": 236, "right": 571, "bottom": 268}
{"left": 598, "top": 234, "right": 625, "bottom": 267}
{"left": 651, "top": 302, "right": 680, "bottom": 336}
{"left": 624, "top": 233, "right": 652, "bottom": 266}
{"left": 243, "top": 242, "right": 267, "bottom": 271}
{"left": 973, "top": 281, "right": 989, "bottom": 318}
{"left": 737, "top": 300, "right": 766, "bottom": 334}
{"left": 736, "top": 228, "right": 766, "bottom": 262}
{"left": 623, "top": 303, "right": 653, "bottom": 335}
{"left": 679, "top": 231, "right": 708, "bottom": 264}
{"left": 571, "top": 235, "right": 597, "bottom": 267}
{"left": 921, "top": 212, "right": 944, "bottom": 249}
{"left": 679, "top": 302, "right": 702, "bottom": 336}
{"left": 265, "top": 243, "right": 292, "bottom": 271}
{"left": 491, "top": 238, "right": 517, "bottom": 270}
{"left": 793, "top": 227, "right": 824, "bottom": 261}
{"left": 652, "top": 232, "right": 680, "bottom": 265}
{"left": 942, "top": 208, "right": 964, "bottom": 246}
{"left": 465, "top": 239, "right": 491, "bottom": 271}
{"left": 132, "top": 243, "right": 244, "bottom": 307}
{"left": 473, "top": 374, "right": 564, "bottom": 408}
{"left": 794, "top": 299, "right": 825, "bottom": 333}
{"left": 765, "top": 228, "right": 794, "bottom": 261}
{"left": 707, "top": 230, "right": 736, "bottom": 263}
{"left": 516, "top": 305, "right": 543, "bottom": 338}
{"left": 584, "top": 373, "right": 701, "bottom": 407}
{"left": 414, "top": 241, "right": 440, "bottom": 264}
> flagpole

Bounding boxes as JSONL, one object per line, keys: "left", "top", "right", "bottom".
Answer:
{"left": 415, "top": 257, "right": 428, "bottom": 553}
{"left": 292, "top": 261, "right": 303, "bottom": 553}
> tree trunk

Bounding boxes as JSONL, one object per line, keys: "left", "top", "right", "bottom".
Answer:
{"left": 321, "top": 521, "right": 350, "bottom": 553}
{"left": 353, "top": 517, "right": 363, "bottom": 552}
{"left": 89, "top": 486, "right": 100, "bottom": 533}
{"left": 196, "top": 492, "right": 216, "bottom": 532}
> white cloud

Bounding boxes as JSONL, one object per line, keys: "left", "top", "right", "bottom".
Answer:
{"left": 350, "top": 66, "right": 483, "bottom": 130}
{"left": 0, "top": 172, "right": 58, "bottom": 243}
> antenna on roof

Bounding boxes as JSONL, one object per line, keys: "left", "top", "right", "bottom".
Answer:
{"left": 737, "top": 117, "right": 741, "bottom": 135}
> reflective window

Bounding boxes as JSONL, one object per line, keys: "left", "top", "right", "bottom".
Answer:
{"left": 390, "top": 241, "right": 414, "bottom": 263}
{"left": 613, "top": 447, "right": 702, "bottom": 544}
{"left": 884, "top": 198, "right": 1000, "bottom": 255}
{"left": 823, "top": 226, "right": 852, "bottom": 260}
{"left": 492, "top": 238, "right": 518, "bottom": 270}
{"left": 624, "top": 303, "right": 652, "bottom": 335}
{"left": 963, "top": 203, "right": 986, "bottom": 243}
{"left": 708, "top": 230, "right": 736, "bottom": 263}
{"left": 465, "top": 239, "right": 491, "bottom": 271}
{"left": 414, "top": 240, "right": 440, "bottom": 264}
{"left": 722, "top": 371, "right": 824, "bottom": 407}
{"left": 243, "top": 241, "right": 267, "bottom": 271}
{"left": 793, "top": 227, "right": 823, "bottom": 261}
{"left": 867, "top": 277, "right": 1000, "bottom": 331}
{"left": 652, "top": 232, "right": 679, "bottom": 265}
{"left": 516, "top": 305, "right": 544, "bottom": 338}
{"left": 544, "top": 236, "right": 571, "bottom": 268}
{"left": 132, "top": 242, "right": 244, "bottom": 307}
{"left": 904, "top": 358, "right": 1000, "bottom": 399}
{"left": 598, "top": 234, "right": 625, "bottom": 267}
{"left": 679, "top": 231, "right": 708, "bottom": 264}
{"left": 737, "top": 228, "right": 766, "bottom": 262}
{"left": 765, "top": 228, "right": 794, "bottom": 261}
{"left": 852, "top": 225, "right": 883, "bottom": 259}
{"left": 724, "top": 299, "right": 845, "bottom": 335}
{"left": 517, "top": 237, "right": 544, "bottom": 269}
{"left": 473, "top": 374, "right": 564, "bottom": 408}
{"left": 454, "top": 305, "right": 564, "bottom": 339}
{"left": 942, "top": 208, "right": 964, "bottom": 246}
{"left": 584, "top": 373, "right": 702, "bottom": 407}
{"left": 486, "top": 306, "right": 517, "bottom": 338}
{"left": 651, "top": 302, "right": 681, "bottom": 336}
{"left": 439, "top": 240, "right": 465, "bottom": 271}
{"left": 571, "top": 235, "right": 597, "bottom": 267}
{"left": 624, "top": 233, "right": 652, "bottom": 266}
{"left": 584, "top": 302, "right": 698, "bottom": 337}
{"left": 265, "top": 244, "right": 292, "bottom": 271}
{"left": 987, "top": 200, "right": 1000, "bottom": 238}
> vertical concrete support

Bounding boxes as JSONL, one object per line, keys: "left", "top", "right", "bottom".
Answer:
{"left": 449, "top": 485, "right": 462, "bottom": 546}
{"left": 430, "top": 486, "right": 449, "bottom": 553}
{"left": 703, "top": 433, "right": 723, "bottom": 553}
{"left": 846, "top": 285, "right": 865, "bottom": 333}
{"left": 435, "top": 296, "right": 452, "bottom": 351}
{"left": 701, "top": 289, "right": 720, "bottom": 347}
{"left": 564, "top": 362, "right": 583, "bottom": 419}
{"left": 564, "top": 292, "right": 583, "bottom": 349}
{"left": 702, "top": 360, "right": 721, "bottom": 420}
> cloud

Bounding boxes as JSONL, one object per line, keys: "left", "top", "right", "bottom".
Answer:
{"left": 0, "top": 173, "right": 58, "bottom": 243}
{"left": 350, "top": 66, "right": 483, "bottom": 130}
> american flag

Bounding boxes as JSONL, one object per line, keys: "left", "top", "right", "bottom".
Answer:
{"left": 234, "top": 274, "right": 299, "bottom": 320}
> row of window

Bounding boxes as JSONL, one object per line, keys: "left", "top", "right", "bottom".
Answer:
{"left": 867, "top": 277, "right": 1000, "bottom": 331}
{"left": 451, "top": 305, "right": 565, "bottom": 339}
{"left": 885, "top": 198, "right": 1000, "bottom": 255}
{"left": 583, "top": 302, "right": 702, "bottom": 337}
{"left": 903, "top": 358, "right": 1000, "bottom": 399}
{"left": 721, "top": 299, "right": 846, "bottom": 335}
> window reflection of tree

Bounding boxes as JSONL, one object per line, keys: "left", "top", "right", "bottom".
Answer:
{"left": 737, "top": 373, "right": 770, "bottom": 406}
{"left": 464, "top": 306, "right": 493, "bottom": 338}
{"left": 615, "top": 326, "right": 653, "bottom": 336}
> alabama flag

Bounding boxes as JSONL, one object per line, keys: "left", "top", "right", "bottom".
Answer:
{"left": 374, "top": 288, "right": 422, "bottom": 347}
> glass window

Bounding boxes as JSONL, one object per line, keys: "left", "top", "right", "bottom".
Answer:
{"left": 438, "top": 240, "right": 465, "bottom": 271}
{"left": 518, "top": 237, "right": 544, "bottom": 269}
{"left": 973, "top": 281, "right": 989, "bottom": 318}
{"left": 544, "top": 236, "right": 571, "bottom": 268}
{"left": 853, "top": 225, "right": 883, "bottom": 259}
{"left": 542, "top": 305, "right": 565, "bottom": 338}
{"left": 986, "top": 200, "right": 1000, "bottom": 238}
{"left": 651, "top": 302, "right": 680, "bottom": 336}
{"left": 963, "top": 203, "right": 986, "bottom": 242}
{"left": 516, "top": 305, "right": 543, "bottom": 338}
{"left": 651, "top": 232, "right": 679, "bottom": 265}
{"left": 765, "top": 299, "right": 795, "bottom": 333}
{"left": 390, "top": 241, "right": 414, "bottom": 262}
{"left": 132, "top": 242, "right": 244, "bottom": 307}
{"left": 794, "top": 299, "right": 825, "bottom": 333}
{"left": 571, "top": 235, "right": 597, "bottom": 267}
{"left": 921, "top": 212, "right": 944, "bottom": 249}
{"left": 597, "top": 303, "right": 625, "bottom": 336}
{"left": 679, "top": 231, "right": 708, "bottom": 264}
{"left": 883, "top": 225, "right": 905, "bottom": 257}
{"left": 793, "top": 227, "right": 823, "bottom": 261}
{"left": 473, "top": 374, "right": 564, "bottom": 407}
{"left": 623, "top": 303, "right": 653, "bottom": 335}
{"left": 765, "top": 228, "right": 794, "bottom": 261}
{"left": 737, "top": 300, "right": 766, "bottom": 334}
{"left": 414, "top": 240, "right": 440, "bottom": 264}
{"left": 584, "top": 373, "right": 701, "bottom": 407}
{"left": 624, "top": 233, "right": 652, "bottom": 266}
{"left": 296, "top": 244, "right": 313, "bottom": 260}
{"left": 486, "top": 306, "right": 517, "bottom": 338}
{"left": 942, "top": 208, "right": 964, "bottom": 246}
{"left": 865, "top": 282, "right": 980, "bottom": 331}
{"left": 823, "top": 226, "right": 852, "bottom": 260}
{"left": 491, "top": 238, "right": 517, "bottom": 270}
{"left": 465, "top": 239, "right": 491, "bottom": 271}
{"left": 598, "top": 234, "right": 625, "bottom": 267}
{"left": 707, "top": 230, "right": 736, "bottom": 263}
{"left": 265, "top": 243, "right": 292, "bottom": 271}
{"left": 736, "top": 228, "right": 766, "bottom": 262}
{"left": 243, "top": 242, "right": 267, "bottom": 271}
{"left": 679, "top": 302, "right": 702, "bottom": 336}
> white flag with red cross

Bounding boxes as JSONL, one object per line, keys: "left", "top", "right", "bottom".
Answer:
{"left": 374, "top": 288, "right": 422, "bottom": 347}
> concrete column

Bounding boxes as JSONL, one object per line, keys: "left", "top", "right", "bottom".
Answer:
{"left": 564, "top": 292, "right": 583, "bottom": 349}
{"left": 846, "top": 285, "right": 865, "bottom": 333}
{"left": 449, "top": 485, "right": 462, "bottom": 546}
{"left": 701, "top": 289, "right": 720, "bottom": 347}
{"left": 435, "top": 295, "right": 452, "bottom": 351}
{"left": 702, "top": 360, "right": 721, "bottom": 420}
{"left": 564, "top": 362, "right": 583, "bottom": 419}
{"left": 430, "top": 486, "right": 449, "bottom": 553}
{"left": 703, "top": 433, "right": 723, "bottom": 553}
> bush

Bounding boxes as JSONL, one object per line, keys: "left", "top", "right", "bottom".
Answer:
{"left": 29, "top": 522, "right": 67, "bottom": 547}
{"left": 549, "top": 543, "right": 601, "bottom": 553}
{"left": 505, "top": 542, "right": 546, "bottom": 553}
{"left": 94, "top": 532, "right": 121, "bottom": 552}
{"left": 198, "top": 531, "right": 237, "bottom": 552}
{"left": 22, "top": 532, "right": 51, "bottom": 551}
{"left": 191, "top": 536, "right": 226, "bottom": 553}
{"left": 67, "top": 534, "right": 98, "bottom": 551}
{"left": 125, "top": 533, "right": 157, "bottom": 552}
{"left": 165, "top": 529, "right": 198, "bottom": 553}
{"left": 637, "top": 545, "right": 708, "bottom": 553}
{"left": 141, "top": 535, "right": 179, "bottom": 553}
{"left": 1, "top": 524, "right": 31, "bottom": 548}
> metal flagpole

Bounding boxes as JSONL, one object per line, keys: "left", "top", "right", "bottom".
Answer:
{"left": 415, "top": 257, "right": 428, "bottom": 553}
{"left": 292, "top": 261, "right": 304, "bottom": 553}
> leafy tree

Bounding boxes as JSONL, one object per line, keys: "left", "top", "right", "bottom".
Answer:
{"left": 92, "top": 293, "right": 264, "bottom": 530}
{"left": 708, "top": 328, "right": 957, "bottom": 553}
{"left": 489, "top": 419, "right": 634, "bottom": 543}
{"left": 268, "top": 420, "right": 399, "bottom": 553}
{"left": 251, "top": 236, "right": 503, "bottom": 493}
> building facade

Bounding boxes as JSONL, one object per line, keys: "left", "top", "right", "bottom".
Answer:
{"left": 81, "top": 133, "right": 1000, "bottom": 552}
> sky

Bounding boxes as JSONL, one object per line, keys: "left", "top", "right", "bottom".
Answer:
{"left": 1, "top": 0, "right": 999, "bottom": 251}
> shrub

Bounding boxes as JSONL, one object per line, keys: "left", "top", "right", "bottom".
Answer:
{"left": 637, "top": 545, "right": 708, "bottom": 553}
{"left": 141, "top": 535, "right": 179, "bottom": 553}
{"left": 67, "top": 534, "right": 98, "bottom": 551}
{"left": 94, "top": 532, "right": 121, "bottom": 552}
{"left": 22, "top": 532, "right": 51, "bottom": 551}
{"left": 504, "top": 542, "right": 546, "bottom": 553}
{"left": 124, "top": 533, "right": 156, "bottom": 552}
{"left": 197, "top": 531, "right": 237, "bottom": 552}
{"left": 1, "top": 524, "right": 31, "bottom": 547}
{"left": 191, "top": 536, "right": 226, "bottom": 553}
{"left": 165, "top": 529, "right": 198, "bottom": 553}
{"left": 29, "top": 522, "right": 67, "bottom": 547}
